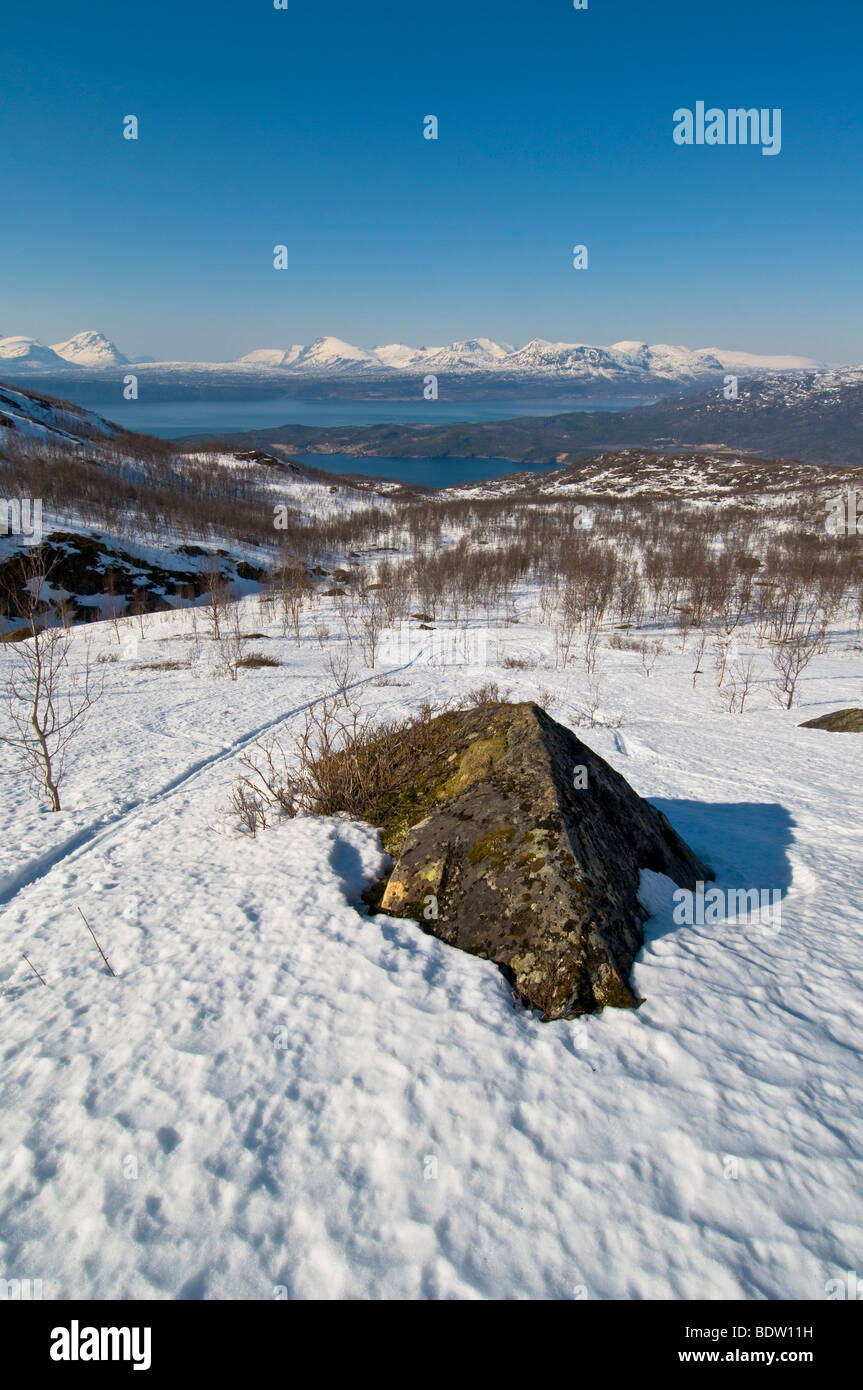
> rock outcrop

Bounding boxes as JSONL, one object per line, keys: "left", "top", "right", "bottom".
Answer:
{"left": 799, "top": 708, "right": 863, "bottom": 732}
{"left": 368, "top": 702, "right": 710, "bottom": 1019}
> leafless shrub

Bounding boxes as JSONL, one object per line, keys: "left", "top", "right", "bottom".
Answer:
{"left": 325, "top": 648, "right": 355, "bottom": 704}
{"left": 228, "top": 695, "right": 448, "bottom": 828}
{"left": 229, "top": 781, "right": 271, "bottom": 836}
{"left": 639, "top": 637, "right": 664, "bottom": 678}
{"left": 717, "top": 656, "right": 759, "bottom": 714}
{"left": 271, "top": 564, "right": 309, "bottom": 645}
{"left": 457, "top": 681, "right": 511, "bottom": 708}
{"left": 0, "top": 555, "right": 101, "bottom": 811}
{"left": 221, "top": 610, "right": 248, "bottom": 680}
{"left": 584, "top": 618, "right": 601, "bottom": 675}
{"left": 357, "top": 593, "right": 387, "bottom": 668}
{"left": 770, "top": 632, "right": 820, "bottom": 709}
{"left": 691, "top": 627, "right": 708, "bottom": 688}
{"left": 202, "top": 558, "right": 230, "bottom": 641}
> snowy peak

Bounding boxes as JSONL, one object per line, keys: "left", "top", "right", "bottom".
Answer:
{"left": 372, "top": 342, "right": 427, "bottom": 369}
{"left": 0, "top": 336, "right": 66, "bottom": 366}
{"left": 418, "top": 338, "right": 516, "bottom": 370}
{"left": 50, "top": 330, "right": 129, "bottom": 367}
{"left": 294, "top": 337, "right": 383, "bottom": 371}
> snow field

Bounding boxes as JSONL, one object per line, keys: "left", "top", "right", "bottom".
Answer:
{"left": 0, "top": 589, "right": 861, "bottom": 1299}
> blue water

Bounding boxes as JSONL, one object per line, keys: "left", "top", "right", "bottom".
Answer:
{"left": 88, "top": 394, "right": 654, "bottom": 437}
{"left": 295, "top": 453, "right": 560, "bottom": 487}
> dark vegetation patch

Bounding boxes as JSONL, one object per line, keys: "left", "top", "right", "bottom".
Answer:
{"left": 236, "top": 653, "right": 280, "bottom": 668}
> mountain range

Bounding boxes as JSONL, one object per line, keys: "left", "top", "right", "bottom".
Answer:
{"left": 0, "top": 330, "right": 827, "bottom": 385}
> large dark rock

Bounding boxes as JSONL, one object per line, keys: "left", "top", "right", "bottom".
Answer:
{"left": 371, "top": 702, "right": 710, "bottom": 1019}
{"left": 799, "top": 708, "right": 863, "bottom": 732}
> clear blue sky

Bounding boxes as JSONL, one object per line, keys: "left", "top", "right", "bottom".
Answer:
{"left": 1, "top": 0, "right": 860, "bottom": 362}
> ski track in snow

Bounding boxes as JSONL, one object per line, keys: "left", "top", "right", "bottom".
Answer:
{"left": 0, "top": 659, "right": 415, "bottom": 913}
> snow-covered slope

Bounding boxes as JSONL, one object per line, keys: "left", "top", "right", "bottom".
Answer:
{"left": 0, "top": 376, "right": 859, "bottom": 1299}
{"left": 0, "top": 381, "right": 120, "bottom": 448}
{"left": 0, "top": 592, "right": 860, "bottom": 1300}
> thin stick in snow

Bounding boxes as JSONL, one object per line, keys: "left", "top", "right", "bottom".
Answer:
{"left": 22, "top": 953, "right": 48, "bottom": 986}
{"left": 77, "top": 907, "right": 118, "bottom": 977}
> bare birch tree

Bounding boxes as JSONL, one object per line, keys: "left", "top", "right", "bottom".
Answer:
{"left": 0, "top": 555, "right": 101, "bottom": 811}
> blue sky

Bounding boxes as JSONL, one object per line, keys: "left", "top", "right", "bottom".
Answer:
{"left": 1, "top": 0, "right": 860, "bottom": 362}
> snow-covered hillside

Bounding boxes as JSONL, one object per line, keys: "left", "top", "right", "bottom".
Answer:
{"left": 1, "top": 377, "right": 860, "bottom": 1301}
{"left": 0, "top": 382, "right": 120, "bottom": 448}
{"left": 0, "top": 587, "right": 861, "bottom": 1299}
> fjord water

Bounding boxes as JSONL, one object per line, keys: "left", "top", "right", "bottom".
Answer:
{"left": 89, "top": 394, "right": 653, "bottom": 436}
{"left": 90, "top": 394, "right": 654, "bottom": 487}
{"left": 295, "top": 453, "right": 561, "bottom": 486}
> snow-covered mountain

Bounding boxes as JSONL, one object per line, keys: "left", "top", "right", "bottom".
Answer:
{"left": 50, "top": 329, "right": 129, "bottom": 367}
{"left": 372, "top": 337, "right": 518, "bottom": 372}
{"left": 292, "top": 336, "right": 383, "bottom": 372}
{"left": 0, "top": 335, "right": 67, "bottom": 367}
{"left": 0, "top": 328, "right": 828, "bottom": 384}
{"left": 234, "top": 336, "right": 825, "bottom": 381}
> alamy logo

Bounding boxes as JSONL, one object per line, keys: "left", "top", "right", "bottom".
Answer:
{"left": 673, "top": 103, "right": 782, "bottom": 156}
{"left": 825, "top": 488, "right": 860, "bottom": 536}
{"left": 0, "top": 497, "right": 42, "bottom": 544}
{"left": 380, "top": 626, "right": 489, "bottom": 669}
{"left": 673, "top": 881, "right": 781, "bottom": 933}
{"left": 0, "top": 1276, "right": 43, "bottom": 1299}
{"left": 825, "top": 1270, "right": 861, "bottom": 1300}
{"left": 50, "top": 1320, "right": 151, "bottom": 1371}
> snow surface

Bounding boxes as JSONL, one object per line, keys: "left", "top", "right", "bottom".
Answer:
{"left": 1, "top": 588, "right": 861, "bottom": 1301}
